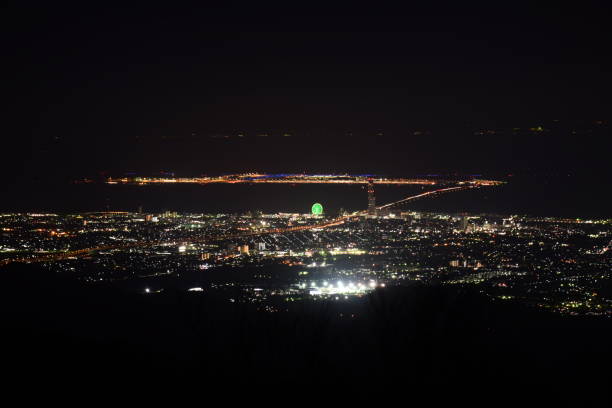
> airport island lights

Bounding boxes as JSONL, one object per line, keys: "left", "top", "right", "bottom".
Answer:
{"left": 102, "top": 173, "right": 504, "bottom": 186}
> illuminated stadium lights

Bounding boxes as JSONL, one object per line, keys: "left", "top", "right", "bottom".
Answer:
{"left": 329, "top": 248, "right": 366, "bottom": 255}
{"left": 306, "top": 280, "right": 381, "bottom": 297}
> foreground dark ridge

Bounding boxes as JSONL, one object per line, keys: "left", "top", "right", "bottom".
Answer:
{"left": 2, "top": 262, "right": 610, "bottom": 385}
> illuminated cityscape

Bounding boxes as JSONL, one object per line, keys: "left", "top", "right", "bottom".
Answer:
{"left": 0, "top": 182, "right": 492, "bottom": 266}
{"left": 4, "top": 2, "right": 612, "bottom": 391}
{"left": 2, "top": 205, "right": 610, "bottom": 316}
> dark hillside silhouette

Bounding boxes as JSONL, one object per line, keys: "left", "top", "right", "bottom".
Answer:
{"left": 2, "top": 263, "right": 611, "bottom": 386}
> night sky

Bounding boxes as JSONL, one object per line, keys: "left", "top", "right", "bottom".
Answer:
{"left": 6, "top": 3, "right": 612, "bottom": 179}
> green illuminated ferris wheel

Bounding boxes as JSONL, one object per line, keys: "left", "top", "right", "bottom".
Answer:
{"left": 311, "top": 203, "right": 323, "bottom": 215}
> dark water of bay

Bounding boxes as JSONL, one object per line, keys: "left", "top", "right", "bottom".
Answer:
{"left": 2, "top": 175, "right": 610, "bottom": 218}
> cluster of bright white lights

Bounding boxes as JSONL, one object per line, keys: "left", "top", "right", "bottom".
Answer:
{"left": 303, "top": 280, "right": 384, "bottom": 296}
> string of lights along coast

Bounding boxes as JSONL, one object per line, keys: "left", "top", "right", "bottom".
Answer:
{"left": 96, "top": 173, "right": 504, "bottom": 186}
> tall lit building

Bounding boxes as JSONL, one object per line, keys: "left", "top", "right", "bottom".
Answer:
{"left": 459, "top": 215, "right": 469, "bottom": 231}
{"left": 367, "top": 178, "right": 376, "bottom": 216}
{"left": 400, "top": 212, "right": 412, "bottom": 224}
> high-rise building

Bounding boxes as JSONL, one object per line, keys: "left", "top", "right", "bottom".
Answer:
{"left": 367, "top": 178, "right": 377, "bottom": 217}
{"left": 459, "top": 215, "right": 469, "bottom": 231}
{"left": 239, "top": 245, "right": 250, "bottom": 255}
